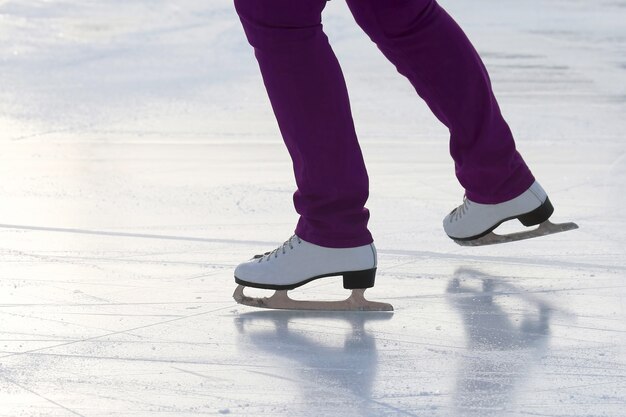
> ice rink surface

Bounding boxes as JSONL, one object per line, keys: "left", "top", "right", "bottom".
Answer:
{"left": 1, "top": 0, "right": 625, "bottom": 415}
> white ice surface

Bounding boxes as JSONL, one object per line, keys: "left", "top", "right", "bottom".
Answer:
{"left": 0, "top": 0, "right": 625, "bottom": 416}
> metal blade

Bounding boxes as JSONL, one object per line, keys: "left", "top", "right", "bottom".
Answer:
{"left": 233, "top": 285, "right": 394, "bottom": 312}
{"left": 456, "top": 220, "right": 579, "bottom": 247}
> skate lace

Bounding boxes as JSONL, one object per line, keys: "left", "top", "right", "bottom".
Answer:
{"left": 452, "top": 196, "right": 471, "bottom": 222}
{"left": 257, "top": 235, "right": 302, "bottom": 263}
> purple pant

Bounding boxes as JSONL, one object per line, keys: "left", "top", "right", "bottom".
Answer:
{"left": 234, "top": 0, "right": 535, "bottom": 248}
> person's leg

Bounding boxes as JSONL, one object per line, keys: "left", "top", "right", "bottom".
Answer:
{"left": 345, "top": 0, "right": 534, "bottom": 204}
{"left": 234, "top": 0, "right": 372, "bottom": 248}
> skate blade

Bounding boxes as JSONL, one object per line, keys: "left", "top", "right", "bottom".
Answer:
{"left": 455, "top": 220, "right": 579, "bottom": 247}
{"left": 233, "top": 285, "right": 394, "bottom": 312}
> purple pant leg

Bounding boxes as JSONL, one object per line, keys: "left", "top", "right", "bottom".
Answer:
{"left": 234, "top": 0, "right": 373, "bottom": 248}
{"left": 346, "top": 0, "right": 535, "bottom": 203}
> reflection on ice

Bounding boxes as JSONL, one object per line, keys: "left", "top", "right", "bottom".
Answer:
{"left": 232, "top": 268, "right": 563, "bottom": 417}
{"left": 447, "top": 268, "right": 552, "bottom": 416}
{"left": 235, "top": 311, "right": 391, "bottom": 417}
{"left": 448, "top": 268, "right": 552, "bottom": 350}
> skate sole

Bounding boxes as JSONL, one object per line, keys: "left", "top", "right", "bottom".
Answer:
{"left": 448, "top": 197, "right": 555, "bottom": 242}
{"left": 235, "top": 267, "right": 376, "bottom": 291}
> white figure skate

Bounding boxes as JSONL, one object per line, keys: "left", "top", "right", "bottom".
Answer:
{"left": 233, "top": 235, "right": 393, "bottom": 311}
{"left": 444, "top": 181, "right": 578, "bottom": 246}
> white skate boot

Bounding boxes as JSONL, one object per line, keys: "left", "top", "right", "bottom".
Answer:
{"left": 444, "top": 181, "right": 578, "bottom": 246}
{"left": 233, "top": 235, "right": 393, "bottom": 311}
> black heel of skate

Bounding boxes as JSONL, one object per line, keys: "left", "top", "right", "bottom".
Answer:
{"left": 342, "top": 268, "right": 376, "bottom": 290}
{"left": 518, "top": 197, "right": 554, "bottom": 226}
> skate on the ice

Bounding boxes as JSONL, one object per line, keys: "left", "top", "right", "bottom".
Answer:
{"left": 233, "top": 235, "right": 393, "bottom": 311}
{"left": 444, "top": 181, "right": 578, "bottom": 246}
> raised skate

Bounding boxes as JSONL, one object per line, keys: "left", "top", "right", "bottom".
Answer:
{"left": 444, "top": 181, "right": 578, "bottom": 246}
{"left": 232, "top": 235, "right": 393, "bottom": 311}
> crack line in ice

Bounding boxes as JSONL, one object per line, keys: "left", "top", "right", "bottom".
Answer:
{"left": 0, "top": 223, "right": 274, "bottom": 246}
{"left": 0, "top": 374, "right": 86, "bottom": 416}
{"left": 0, "top": 304, "right": 235, "bottom": 361}
{"left": 378, "top": 249, "right": 626, "bottom": 271}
